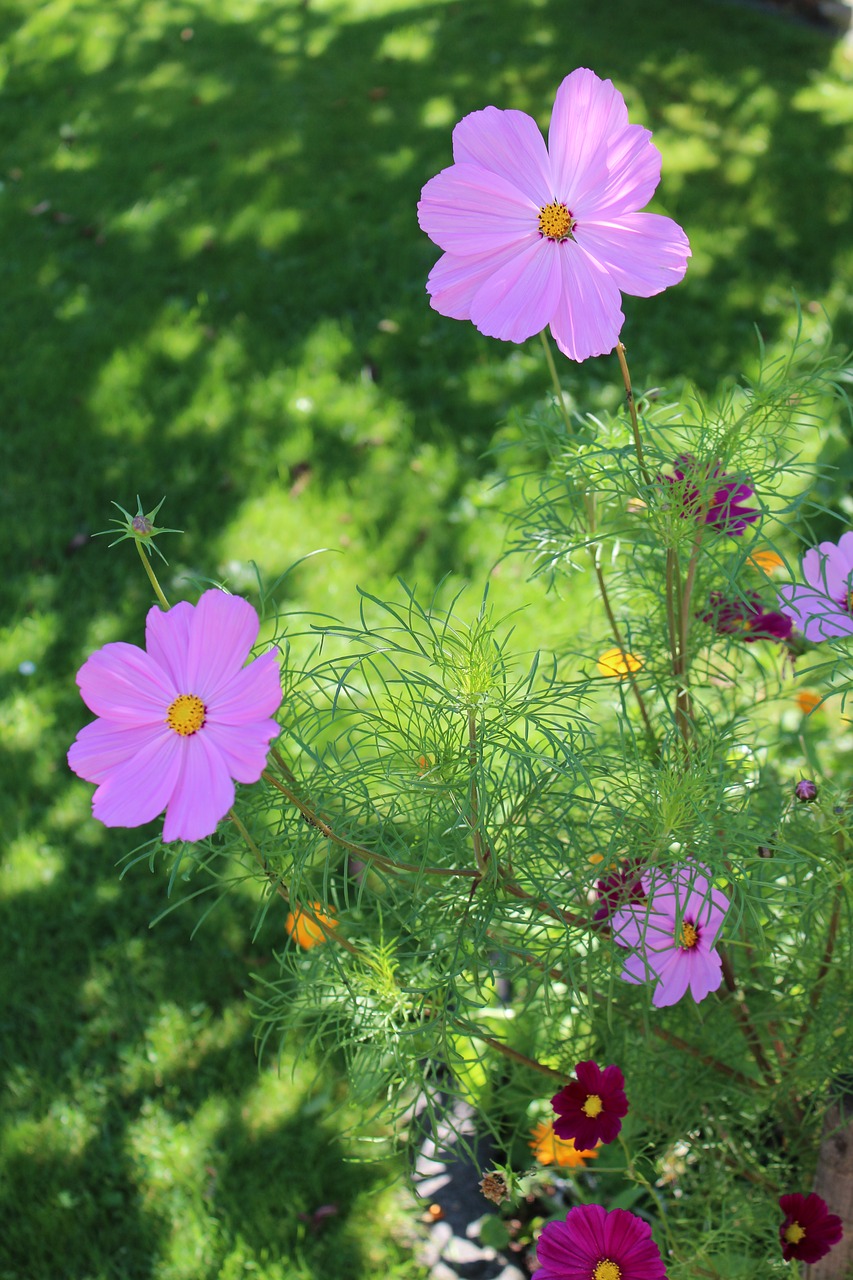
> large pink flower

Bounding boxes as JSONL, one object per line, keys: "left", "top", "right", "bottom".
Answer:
{"left": 68, "top": 589, "right": 282, "bottom": 842}
{"left": 777, "top": 532, "right": 853, "bottom": 641}
{"left": 417, "top": 67, "right": 690, "bottom": 363}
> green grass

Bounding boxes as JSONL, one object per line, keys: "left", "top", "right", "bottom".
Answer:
{"left": 1, "top": 0, "right": 852, "bottom": 1275}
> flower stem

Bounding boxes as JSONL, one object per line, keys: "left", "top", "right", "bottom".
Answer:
{"left": 467, "top": 709, "right": 489, "bottom": 877}
{"left": 615, "top": 341, "right": 652, "bottom": 490}
{"left": 475, "top": 1032, "right": 566, "bottom": 1081}
{"left": 790, "top": 878, "right": 844, "bottom": 1060}
{"left": 539, "top": 330, "right": 573, "bottom": 435}
{"left": 136, "top": 539, "right": 171, "bottom": 610}
{"left": 591, "top": 553, "right": 658, "bottom": 753}
{"left": 618, "top": 1134, "right": 678, "bottom": 1259}
{"left": 718, "top": 947, "right": 776, "bottom": 1087}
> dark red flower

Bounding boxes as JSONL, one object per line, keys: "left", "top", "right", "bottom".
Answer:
{"left": 700, "top": 590, "right": 793, "bottom": 643}
{"left": 665, "top": 455, "right": 759, "bottom": 535}
{"left": 779, "top": 1192, "right": 843, "bottom": 1263}
{"left": 551, "top": 1060, "right": 628, "bottom": 1149}
{"left": 593, "top": 858, "right": 646, "bottom": 923}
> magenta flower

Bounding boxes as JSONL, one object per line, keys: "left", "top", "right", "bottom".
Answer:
{"left": 533, "top": 1203, "right": 667, "bottom": 1280}
{"left": 778, "top": 532, "right": 853, "bottom": 641}
{"left": 611, "top": 863, "right": 730, "bottom": 1008}
{"left": 417, "top": 68, "right": 690, "bottom": 363}
{"left": 593, "top": 858, "right": 646, "bottom": 923}
{"left": 699, "top": 590, "right": 793, "bottom": 643}
{"left": 665, "top": 456, "right": 759, "bottom": 535}
{"left": 68, "top": 589, "right": 282, "bottom": 843}
{"left": 779, "top": 1193, "right": 843, "bottom": 1264}
{"left": 551, "top": 1060, "right": 629, "bottom": 1150}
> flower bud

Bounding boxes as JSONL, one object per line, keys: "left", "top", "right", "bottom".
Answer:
{"left": 794, "top": 779, "right": 818, "bottom": 803}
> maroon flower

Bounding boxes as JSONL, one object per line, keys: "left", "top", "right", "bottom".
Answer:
{"left": 532, "top": 1203, "right": 667, "bottom": 1280}
{"left": 779, "top": 1192, "right": 843, "bottom": 1263}
{"left": 551, "top": 1060, "right": 629, "bottom": 1149}
{"left": 666, "top": 455, "right": 759, "bottom": 535}
{"left": 593, "top": 858, "right": 646, "bottom": 923}
{"left": 700, "top": 590, "right": 793, "bottom": 643}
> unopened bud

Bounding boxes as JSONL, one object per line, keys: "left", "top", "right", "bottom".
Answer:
{"left": 132, "top": 514, "right": 154, "bottom": 536}
{"left": 794, "top": 779, "right": 818, "bottom": 803}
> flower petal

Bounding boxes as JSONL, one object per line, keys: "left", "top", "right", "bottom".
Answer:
{"left": 575, "top": 212, "right": 690, "bottom": 298}
{"left": 468, "top": 238, "right": 562, "bottom": 343}
{"left": 203, "top": 719, "right": 280, "bottom": 784}
{"left": 418, "top": 162, "right": 538, "bottom": 256}
{"left": 208, "top": 650, "right": 283, "bottom": 724}
{"left": 548, "top": 68, "right": 630, "bottom": 203}
{"left": 76, "top": 642, "right": 174, "bottom": 724}
{"left": 145, "top": 600, "right": 194, "bottom": 688}
{"left": 573, "top": 121, "right": 662, "bottom": 220}
{"left": 687, "top": 948, "right": 724, "bottom": 1002}
{"left": 162, "top": 733, "right": 235, "bottom": 842}
{"left": 651, "top": 949, "right": 691, "bottom": 1007}
{"left": 425, "top": 243, "right": 526, "bottom": 321}
{"left": 777, "top": 585, "right": 853, "bottom": 642}
{"left": 90, "top": 730, "right": 182, "bottom": 829}
{"left": 68, "top": 717, "right": 168, "bottom": 785}
{"left": 548, "top": 243, "right": 624, "bottom": 361}
{"left": 185, "top": 590, "right": 259, "bottom": 701}
{"left": 452, "top": 106, "right": 552, "bottom": 205}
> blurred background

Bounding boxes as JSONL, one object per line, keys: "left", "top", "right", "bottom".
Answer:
{"left": 1, "top": 0, "right": 851, "bottom": 1275}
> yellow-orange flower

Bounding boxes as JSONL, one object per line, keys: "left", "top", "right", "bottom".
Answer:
{"left": 285, "top": 901, "right": 337, "bottom": 949}
{"left": 747, "top": 549, "right": 785, "bottom": 573}
{"left": 529, "top": 1119, "right": 598, "bottom": 1168}
{"left": 596, "top": 648, "right": 643, "bottom": 679}
{"left": 795, "top": 689, "right": 821, "bottom": 716}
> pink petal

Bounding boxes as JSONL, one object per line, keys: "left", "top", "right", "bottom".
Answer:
{"left": 620, "top": 950, "right": 652, "bottom": 985}
{"left": 207, "top": 649, "right": 283, "bottom": 724}
{"left": 185, "top": 590, "right": 259, "bottom": 701}
{"left": 203, "top": 719, "right": 280, "bottom": 784}
{"left": 68, "top": 717, "right": 168, "bottom": 785}
{"left": 575, "top": 212, "right": 690, "bottom": 298}
{"left": 469, "top": 238, "right": 562, "bottom": 343}
{"left": 572, "top": 122, "right": 662, "bottom": 220}
{"left": 651, "top": 950, "right": 691, "bottom": 1007}
{"left": 76, "top": 642, "right": 174, "bottom": 724}
{"left": 778, "top": 585, "right": 853, "bottom": 642}
{"left": 803, "top": 540, "right": 853, "bottom": 599}
{"left": 451, "top": 106, "right": 552, "bottom": 205}
{"left": 548, "top": 69, "right": 629, "bottom": 204}
{"left": 687, "top": 948, "right": 724, "bottom": 1002}
{"left": 162, "top": 733, "right": 235, "bottom": 842}
{"left": 145, "top": 600, "right": 194, "bottom": 687}
{"left": 425, "top": 242, "right": 530, "bottom": 321}
{"left": 90, "top": 730, "right": 182, "bottom": 829}
{"left": 417, "top": 163, "right": 538, "bottom": 256}
{"left": 548, "top": 243, "right": 624, "bottom": 362}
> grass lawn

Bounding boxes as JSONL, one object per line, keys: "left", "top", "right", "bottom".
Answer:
{"left": 1, "top": 0, "right": 852, "bottom": 1275}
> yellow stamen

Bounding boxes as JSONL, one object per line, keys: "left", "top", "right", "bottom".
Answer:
{"left": 680, "top": 922, "right": 699, "bottom": 949}
{"left": 582, "top": 1093, "right": 603, "bottom": 1118}
{"left": 592, "top": 1261, "right": 622, "bottom": 1280}
{"left": 538, "top": 201, "right": 575, "bottom": 241}
{"left": 784, "top": 1222, "right": 806, "bottom": 1245}
{"left": 166, "top": 693, "right": 206, "bottom": 736}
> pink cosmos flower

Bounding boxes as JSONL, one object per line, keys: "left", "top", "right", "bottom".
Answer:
{"left": 532, "top": 1203, "right": 667, "bottom": 1280}
{"left": 551, "top": 1060, "right": 629, "bottom": 1150}
{"left": 417, "top": 68, "right": 690, "bottom": 363}
{"left": 779, "top": 1192, "right": 843, "bottom": 1264}
{"left": 777, "top": 532, "right": 853, "bottom": 641}
{"left": 611, "top": 863, "right": 729, "bottom": 1008}
{"left": 68, "top": 589, "right": 282, "bottom": 842}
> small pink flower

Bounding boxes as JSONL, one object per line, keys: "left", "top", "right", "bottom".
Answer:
{"left": 778, "top": 532, "right": 853, "bottom": 641}
{"left": 611, "top": 863, "right": 729, "bottom": 1008}
{"left": 551, "top": 1060, "right": 629, "bottom": 1150}
{"left": 779, "top": 1193, "right": 843, "bottom": 1264}
{"left": 417, "top": 68, "right": 690, "bottom": 363}
{"left": 68, "top": 589, "right": 282, "bottom": 842}
{"left": 533, "top": 1203, "right": 667, "bottom": 1280}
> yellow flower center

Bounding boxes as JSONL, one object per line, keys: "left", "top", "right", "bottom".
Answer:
{"left": 592, "top": 1260, "right": 622, "bottom": 1280}
{"left": 784, "top": 1222, "right": 806, "bottom": 1245}
{"left": 166, "top": 693, "right": 206, "bottom": 736}
{"left": 582, "top": 1093, "right": 604, "bottom": 1118}
{"left": 538, "top": 200, "right": 575, "bottom": 241}
{"left": 680, "top": 922, "right": 699, "bottom": 949}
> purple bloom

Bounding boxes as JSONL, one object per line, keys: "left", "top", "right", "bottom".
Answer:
{"left": 551, "top": 1060, "right": 629, "bottom": 1149}
{"left": 665, "top": 456, "right": 759, "bottom": 535}
{"left": 777, "top": 532, "right": 853, "bottom": 641}
{"left": 779, "top": 1193, "right": 843, "bottom": 1264}
{"left": 533, "top": 1203, "right": 667, "bottom": 1280}
{"left": 700, "top": 590, "right": 793, "bottom": 643}
{"left": 68, "top": 590, "right": 283, "bottom": 842}
{"left": 593, "top": 857, "right": 646, "bottom": 923}
{"left": 611, "top": 863, "right": 730, "bottom": 1008}
{"left": 417, "top": 68, "right": 690, "bottom": 364}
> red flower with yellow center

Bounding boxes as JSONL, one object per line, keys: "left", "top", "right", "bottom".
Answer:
{"left": 551, "top": 1060, "right": 629, "bottom": 1150}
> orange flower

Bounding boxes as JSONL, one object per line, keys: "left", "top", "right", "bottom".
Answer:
{"left": 596, "top": 648, "right": 643, "bottom": 678}
{"left": 795, "top": 689, "right": 821, "bottom": 716}
{"left": 285, "top": 901, "right": 337, "bottom": 949}
{"left": 747, "top": 549, "right": 785, "bottom": 573}
{"left": 529, "top": 1119, "right": 598, "bottom": 1168}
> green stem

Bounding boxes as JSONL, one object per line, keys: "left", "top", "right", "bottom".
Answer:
{"left": 591, "top": 554, "right": 658, "bottom": 753}
{"left": 539, "top": 330, "right": 573, "bottom": 435}
{"left": 136, "top": 539, "right": 171, "bottom": 610}
{"left": 475, "top": 1032, "right": 566, "bottom": 1081}
{"left": 615, "top": 341, "right": 652, "bottom": 489}
{"left": 618, "top": 1134, "right": 678, "bottom": 1260}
